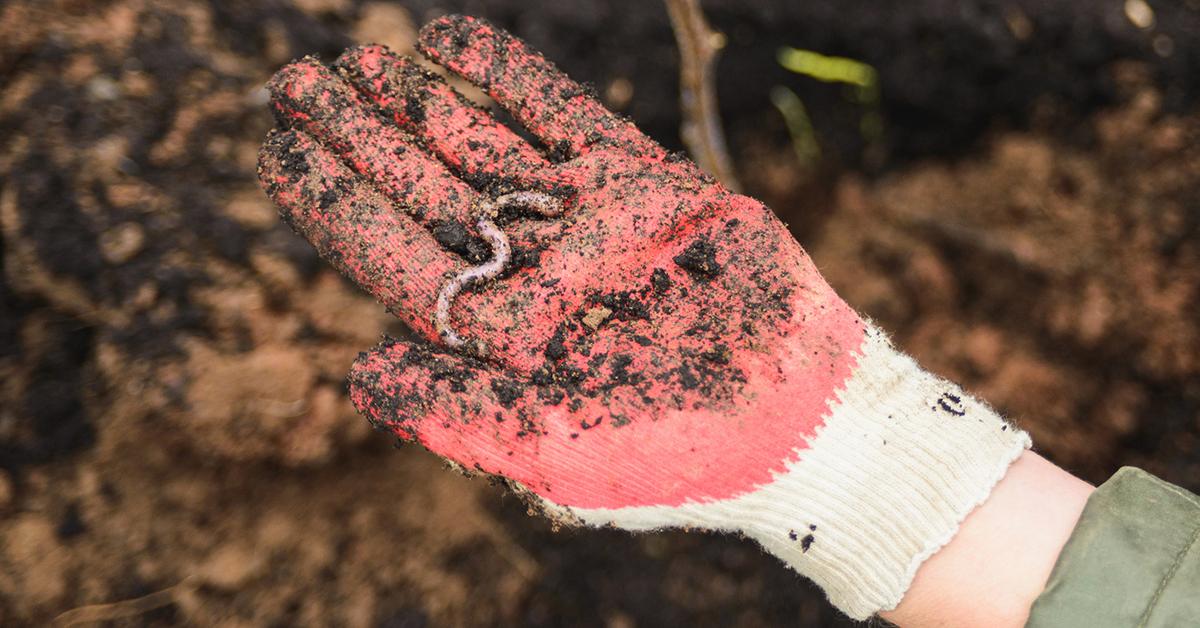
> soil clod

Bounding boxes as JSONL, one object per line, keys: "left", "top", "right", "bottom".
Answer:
{"left": 673, "top": 238, "right": 722, "bottom": 278}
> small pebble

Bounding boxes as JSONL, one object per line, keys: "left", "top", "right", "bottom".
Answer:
{"left": 99, "top": 222, "right": 145, "bottom": 264}
{"left": 582, "top": 306, "right": 612, "bottom": 330}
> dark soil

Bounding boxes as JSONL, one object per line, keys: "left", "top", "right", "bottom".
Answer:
{"left": 1, "top": 1, "right": 1198, "bottom": 626}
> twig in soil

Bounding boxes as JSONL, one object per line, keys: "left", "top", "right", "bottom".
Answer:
{"left": 435, "top": 192, "right": 563, "bottom": 356}
{"left": 53, "top": 576, "right": 196, "bottom": 626}
{"left": 664, "top": 0, "right": 742, "bottom": 191}
{"left": 900, "top": 214, "right": 1057, "bottom": 275}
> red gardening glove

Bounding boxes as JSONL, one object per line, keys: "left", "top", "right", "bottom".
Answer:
{"left": 259, "top": 14, "right": 864, "bottom": 508}
{"left": 258, "top": 15, "right": 1028, "bottom": 619}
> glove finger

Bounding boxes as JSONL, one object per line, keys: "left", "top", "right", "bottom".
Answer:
{"left": 347, "top": 335, "right": 779, "bottom": 512}
{"left": 417, "top": 15, "right": 663, "bottom": 160}
{"left": 348, "top": 337, "right": 551, "bottom": 479}
{"left": 348, "top": 339, "right": 693, "bottom": 514}
{"left": 268, "top": 57, "right": 492, "bottom": 254}
{"left": 259, "top": 128, "right": 463, "bottom": 340}
{"left": 334, "top": 45, "right": 573, "bottom": 196}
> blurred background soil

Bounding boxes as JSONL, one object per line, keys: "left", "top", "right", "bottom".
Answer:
{"left": 1, "top": 0, "right": 1198, "bottom": 626}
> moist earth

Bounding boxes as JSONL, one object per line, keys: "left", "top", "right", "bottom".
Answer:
{"left": 1, "top": 1, "right": 1198, "bottom": 626}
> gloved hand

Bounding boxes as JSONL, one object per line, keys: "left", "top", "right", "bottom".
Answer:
{"left": 257, "top": 15, "right": 1030, "bottom": 619}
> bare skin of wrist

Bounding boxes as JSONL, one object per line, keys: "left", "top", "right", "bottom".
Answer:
{"left": 878, "top": 451, "right": 1094, "bottom": 627}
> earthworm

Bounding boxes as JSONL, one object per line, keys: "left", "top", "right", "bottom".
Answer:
{"left": 435, "top": 191, "right": 564, "bottom": 356}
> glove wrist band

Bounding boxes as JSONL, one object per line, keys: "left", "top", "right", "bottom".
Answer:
{"left": 738, "top": 326, "right": 1031, "bottom": 618}
{"left": 563, "top": 326, "right": 1030, "bottom": 619}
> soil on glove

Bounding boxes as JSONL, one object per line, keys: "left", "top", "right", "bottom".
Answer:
{"left": 1, "top": 1, "right": 1198, "bottom": 626}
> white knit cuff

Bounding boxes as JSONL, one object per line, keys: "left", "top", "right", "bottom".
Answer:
{"left": 564, "top": 326, "right": 1030, "bottom": 619}
{"left": 736, "top": 326, "right": 1031, "bottom": 617}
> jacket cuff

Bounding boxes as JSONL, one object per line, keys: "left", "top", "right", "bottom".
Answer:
{"left": 1027, "top": 467, "right": 1200, "bottom": 628}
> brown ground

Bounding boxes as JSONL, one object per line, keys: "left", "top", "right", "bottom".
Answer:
{"left": 1, "top": 1, "right": 1197, "bottom": 626}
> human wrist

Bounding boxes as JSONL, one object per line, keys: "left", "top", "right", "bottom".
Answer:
{"left": 880, "top": 451, "right": 1094, "bottom": 627}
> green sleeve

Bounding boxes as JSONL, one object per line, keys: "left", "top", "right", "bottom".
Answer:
{"left": 1026, "top": 467, "right": 1200, "bottom": 628}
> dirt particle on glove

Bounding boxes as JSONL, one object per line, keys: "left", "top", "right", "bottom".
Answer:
{"left": 702, "top": 344, "right": 731, "bottom": 364}
{"left": 595, "top": 291, "right": 650, "bottom": 320}
{"left": 505, "top": 245, "right": 544, "bottom": 275}
{"left": 404, "top": 93, "right": 426, "bottom": 125}
{"left": 544, "top": 326, "right": 568, "bottom": 361}
{"left": 318, "top": 188, "right": 339, "bottom": 209}
{"left": 673, "top": 238, "right": 722, "bottom": 278}
{"left": 581, "top": 305, "right": 612, "bottom": 330}
{"left": 935, "top": 392, "right": 967, "bottom": 416}
{"left": 650, "top": 267, "right": 672, "bottom": 293}
{"left": 538, "top": 387, "right": 565, "bottom": 406}
{"left": 547, "top": 139, "right": 573, "bottom": 162}
{"left": 489, "top": 377, "right": 525, "bottom": 409}
{"left": 430, "top": 219, "right": 490, "bottom": 263}
{"left": 607, "top": 354, "right": 641, "bottom": 387}
{"left": 676, "top": 365, "right": 699, "bottom": 390}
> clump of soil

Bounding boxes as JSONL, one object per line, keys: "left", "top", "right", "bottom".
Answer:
{"left": 0, "top": 1, "right": 1197, "bottom": 627}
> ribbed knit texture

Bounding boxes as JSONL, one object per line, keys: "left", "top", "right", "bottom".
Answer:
{"left": 563, "top": 326, "right": 1031, "bottom": 619}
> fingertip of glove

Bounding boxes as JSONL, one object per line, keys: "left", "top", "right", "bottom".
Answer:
{"left": 266, "top": 56, "right": 325, "bottom": 99}
{"left": 334, "top": 44, "right": 446, "bottom": 101}
{"left": 417, "top": 14, "right": 497, "bottom": 62}
{"left": 348, "top": 337, "right": 408, "bottom": 383}
{"left": 258, "top": 126, "right": 295, "bottom": 161}
{"left": 332, "top": 44, "right": 390, "bottom": 81}
{"left": 267, "top": 57, "right": 359, "bottom": 128}
{"left": 347, "top": 342, "right": 415, "bottom": 435}
{"left": 347, "top": 339, "right": 438, "bottom": 392}
{"left": 256, "top": 127, "right": 307, "bottom": 199}
{"left": 338, "top": 43, "right": 389, "bottom": 62}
